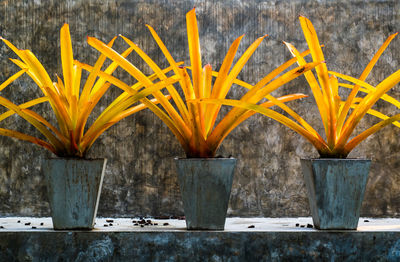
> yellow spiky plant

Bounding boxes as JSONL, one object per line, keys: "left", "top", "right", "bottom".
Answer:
{"left": 0, "top": 24, "right": 179, "bottom": 157}
{"left": 87, "top": 8, "right": 321, "bottom": 158}
{"left": 198, "top": 16, "right": 400, "bottom": 158}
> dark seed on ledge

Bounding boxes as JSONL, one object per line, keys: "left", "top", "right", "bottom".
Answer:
{"left": 103, "top": 224, "right": 108, "bottom": 227}
{"left": 163, "top": 223, "right": 169, "bottom": 226}
{"left": 146, "top": 220, "right": 152, "bottom": 223}
{"left": 364, "top": 220, "right": 370, "bottom": 222}
{"left": 295, "top": 223, "right": 299, "bottom": 227}
{"left": 132, "top": 220, "right": 137, "bottom": 223}
{"left": 40, "top": 223, "right": 44, "bottom": 226}
{"left": 307, "top": 224, "right": 313, "bottom": 228}
{"left": 106, "top": 219, "right": 114, "bottom": 223}
{"left": 248, "top": 225, "right": 255, "bottom": 228}
{"left": 0, "top": 226, "right": 4, "bottom": 229}
{"left": 31, "top": 226, "right": 36, "bottom": 229}
{"left": 109, "top": 223, "right": 113, "bottom": 226}
{"left": 300, "top": 225, "right": 305, "bottom": 228}
{"left": 134, "top": 223, "right": 139, "bottom": 226}
{"left": 17, "top": 220, "right": 20, "bottom": 223}
{"left": 154, "top": 223, "right": 158, "bottom": 226}
{"left": 140, "top": 225, "right": 144, "bottom": 228}
{"left": 25, "top": 223, "right": 31, "bottom": 226}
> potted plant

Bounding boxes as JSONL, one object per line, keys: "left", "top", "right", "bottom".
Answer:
{"left": 0, "top": 24, "right": 178, "bottom": 229}
{"left": 87, "top": 9, "right": 320, "bottom": 230}
{"left": 198, "top": 17, "right": 400, "bottom": 229}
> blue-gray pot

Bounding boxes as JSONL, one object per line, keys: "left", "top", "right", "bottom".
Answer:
{"left": 300, "top": 158, "right": 371, "bottom": 230}
{"left": 175, "top": 158, "right": 236, "bottom": 230}
{"left": 43, "top": 158, "right": 107, "bottom": 230}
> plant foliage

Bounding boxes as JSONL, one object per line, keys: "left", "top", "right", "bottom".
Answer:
{"left": 199, "top": 17, "right": 400, "bottom": 158}
{"left": 0, "top": 24, "right": 178, "bottom": 157}
{"left": 88, "top": 8, "right": 319, "bottom": 158}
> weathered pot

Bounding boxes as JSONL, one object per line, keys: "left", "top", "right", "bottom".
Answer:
{"left": 300, "top": 158, "right": 371, "bottom": 230}
{"left": 43, "top": 158, "right": 107, "bottom": 230}
{"left": 175, "top": 158, "right": 236, "bottom": 230}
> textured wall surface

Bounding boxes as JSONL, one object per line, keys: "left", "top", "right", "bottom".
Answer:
{"left": 0, "top": 0, "right": 399, "bottom": 217}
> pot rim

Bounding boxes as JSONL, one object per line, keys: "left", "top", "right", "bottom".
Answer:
{"left": 45, "top": 157, "right": 107, "bottom": 161}
{"left": 174, "top": 157, "right": 236, "bottom": 161}
{"left": 300, "top": 158, "right": 371, "bottom": 161}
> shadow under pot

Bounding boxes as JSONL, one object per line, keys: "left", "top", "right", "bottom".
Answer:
{"left": 300, "top": 158, "right": 371, "bottom": 230}
{"left": 175, "top": 158, "right": 236, "bottom": 230}
{"left": 43, "top": 158, "right": 107, "bottom": 230}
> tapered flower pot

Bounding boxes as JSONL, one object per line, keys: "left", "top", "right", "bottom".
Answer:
{"left": 175, "top": 158, "right": 236, "bottom": 230}
{"left": 43, "top": 158, "right": 107, "bottom": 230}
{"left": 300, "top": 158, "right": 371, "bottom": 230}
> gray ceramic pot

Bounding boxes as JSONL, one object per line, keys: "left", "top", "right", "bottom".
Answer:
{"left": 175, "top": 158, "right": 236, "bottom": 230}
{"left": 300, "top": 158, "right": 371, "bottom": 230}
{"left": 43, "top": 158, "right": 107, "bottom": 230}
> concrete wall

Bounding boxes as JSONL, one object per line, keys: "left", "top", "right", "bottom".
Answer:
{"left": 0, "top": 0, "right": 399, "bottom": 217}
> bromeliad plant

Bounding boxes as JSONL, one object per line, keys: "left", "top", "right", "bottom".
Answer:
{"left": 0, "top": 24, "right": 179, "bottom": 157}
{"left": 87, "top": 8, "right": 321, "bottom": 158}
{"left": 198, "top": 16, "right": 400, "bottom": 158}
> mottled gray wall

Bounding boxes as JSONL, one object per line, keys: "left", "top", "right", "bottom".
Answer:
{"left": 0, "top": 0, "right": 399, "bottom": 217}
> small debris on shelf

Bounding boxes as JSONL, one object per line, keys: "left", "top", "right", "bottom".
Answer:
{"left": 132, "top": 220, "right": 137, "bottom": 223}
{"left": 0, "top": 226, "right": 4, "bottom": 229}
{"left": 140, "top": 225, "right": 144, "bottom": 228}
{"left": 307, "top": 224, "right": 313, "bottom": 228}
{"left": 248, "top": 225, "right": 255, "bottom": 228}
{"left": 17, "top": 220, "right": 21, "bottom": 223}
{"left": 163, "top": 223, "right": 169, "bottom": 226}
{"left": 295, "top": 223, "right": 300, "bottom": 227}
{"left": 109, "top": 223, "right": 113, "bottom": 226}
{"left": 134, "top": 223, "right": 139, "bottom": 226}
{"left": 25, "top": 222, "right": 31, "bottom": 226}
{"left": 40, "top": 223, "right": 44, "bottom": 226}
{"left": 154, "top": 223, "right": 158, "bottom": 226}
{"left": 300, "top": 225, "right": 305, "bottom": 228}
{"left": 139, "top": 219, "right": 146, "bottom": 224}
{"left": 106, "top": 219, "right": 114, "bottom": 223}
{"left": 364, "top": 220, "right": 370, "bottom": 222}
{"left": 103, "top": 224, "right": 108, "bottom": 227}
{"left": 146, "top": 220, "right": 152, "bottom": 223}
{"left": 31, "top": 226, "right": 36, "bottom": 229}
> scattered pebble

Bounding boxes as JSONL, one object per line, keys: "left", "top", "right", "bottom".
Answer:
{"left": 31, "top": 226, "right": 36, "bottom": 229}
{"left": 295, "top": 223, "right": 300, "bottom": 227}
{"left": 146, "top": 220, "right": 152, "bottom": 223}
{"left": 134, "top": 223, "right": 139, "bottom": 226}
{"left": 40, "top": 223, "right": 44, "bottom": 226}
{"left": 300, "top": 225, "right": 305, "bottom": 228}
{"left": 140, "top": 225, "right": 144, "bottom": 228}
{"left": 139, "top": 220, "right": 146, "bottom": 225}
{"left": 109, "top": 223, "right": 113, "bottom": 226}
{"left": 103, "top": 224, "right": 108, "bottom": 227}
{"left": 25, "top": 222, "right": 31, "bottom": 226}
{"left": 106, "top": 219, "right": 114, "bottom": 223}
{"left": 132, "top": 220, "right": 137, "bottom": 223}
{"left": 163, "top": 223, "right": 169, "bottom": 226}
{"left": 17, "top": 220, "right": 20, "bottom": 223}
{"left": 364, "top": 220, "right": 370, "bottom": 222}
{"left": 154, "top": 223, "right": 158, "bottom": 226}
{"left": 307, "top": 224, "right": 313, "bottom": 228}
{"left": 248, "top": 225, "right": 255, "bottom": 228}
{"left": 0, "top": 226, "right": 4, "bottom": 229}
